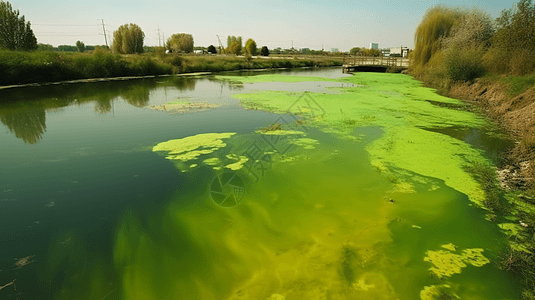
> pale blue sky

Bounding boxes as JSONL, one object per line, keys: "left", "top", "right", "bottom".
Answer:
{"left": 15, "top": 0, "right": 518, "bottom": 51}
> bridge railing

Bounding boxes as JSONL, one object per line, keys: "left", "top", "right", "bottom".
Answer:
{"left": 343, "top": 56, "right": 410, "bottom": 68}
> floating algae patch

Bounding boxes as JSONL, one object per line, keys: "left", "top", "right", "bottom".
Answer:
{"left": 147, "top": 100, "right": 220, "bottom": 114}
{"left": 224, "top": 155, "right": 249, "bottom": 171}
{"left": 216, "top": 74, "right": 339, "bottom": 84}
{"left": 420, "top": 285, "right": 457, "bottom": 300}
{"left": 153, "top": 133, "right": 235, "bottom": 161}
{"left": 152, "top": 133, "right": 236, "bottom": 172}
{"left": 367, "top": 127, "right": 488, "bottom": 206}
{"left": 290, "top": 138, "right": 319, "bottom": 150}
{"left": 230, "top": 72, "right": 491, "bottom": 206}
{"left": 424, "top": 244, "right": 490, "bottom": 278}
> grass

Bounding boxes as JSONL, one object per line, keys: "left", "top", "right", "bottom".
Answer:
{"left": 0, "top": 51, "right": 343, "bottom": 86}
{"left": 465, "top": 161, "right": 509, "bottom": 213}
{"left": 502, "top": 75, "right": 535, "bottom": 97}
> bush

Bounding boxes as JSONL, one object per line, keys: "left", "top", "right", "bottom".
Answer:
{"left": 260, "top": 46, "right": 269, "bottom": 56}
{"left": 444, "top": 46, "right": 486, "bottom": 82}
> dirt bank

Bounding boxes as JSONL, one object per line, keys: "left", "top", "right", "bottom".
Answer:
{"left": 448, "top": 79, "right": 535, "bottom": 190}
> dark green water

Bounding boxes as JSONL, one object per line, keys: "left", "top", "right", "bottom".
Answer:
{"left": 0, "top": 68, "right": 521, "bottom": 299}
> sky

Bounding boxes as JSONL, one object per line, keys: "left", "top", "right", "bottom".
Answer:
{"left": 14, "top": 0, "right": 519, "bottom": 51}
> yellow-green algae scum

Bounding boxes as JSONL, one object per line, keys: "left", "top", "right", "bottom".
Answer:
{"left": 96, "top": 73, "right": 520, "bottom": 300}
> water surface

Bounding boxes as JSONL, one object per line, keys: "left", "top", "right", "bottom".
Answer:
{"left": 0, "top": 68, "right": 520, "bottom": 299}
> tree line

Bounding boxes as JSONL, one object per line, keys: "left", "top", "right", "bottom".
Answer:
{"left": 411, "top": 0, "right": 535, "bottom": 83}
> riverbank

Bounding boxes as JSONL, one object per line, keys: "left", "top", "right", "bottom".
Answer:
{"left": 0, "top": 50, "right": 343, "bottom": 87}
{"left": 416, "top": 72, "right": 535, "bottom": 299}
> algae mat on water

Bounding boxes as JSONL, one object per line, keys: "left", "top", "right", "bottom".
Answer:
{"left": 228, "top": 73, "right": 489, "bottom": 206}
{"left": 105, "top": 72, "right": 519, "bottom": 300}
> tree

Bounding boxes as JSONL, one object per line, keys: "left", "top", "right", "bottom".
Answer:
{"left": 411, "top": 6, "right": 462, "bottom": 70}
{"left": 0, "top": 1, "right": 37, "bottom": 51}
{"left": 260, "top": 46, "right": 269, "bottom": 56}
{"left": 245, "top": 38, "right": 257, "bottom": 55}
{"left": 350, "top": 47, "right": 361, "bottom": 55}
{"left": 207, "top": 45, "right": 217, "bottom": 54}
{"left": 166, "top": 33, "right": 193, "bottom": 53}
{"left": 112, "top": 23, "right": 145, "bottom": 54}
{"left": 37, "top": 43, "right": 53, "bottom": 51}
{"left": 226, "top": 36, "right": 242, "bottom": 55}
{"left": 76, "top": 40, "right": 86, "bottom": 53}
{"left": 362, "top": 48, "right": 382, "bottom": 56}
{"left": 487, "top": 0, "right": 535, "bottom": 74}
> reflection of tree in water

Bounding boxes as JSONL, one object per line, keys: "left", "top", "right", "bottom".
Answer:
{"left": 171, "top": 77, "right": 197, "bottom": 91}
{"left": 205, "top": 76, "right": 244, "bottom": 92}
{"left": 121, "top": 84, "right": 150, "bottom": 108}
{"left": 0, "top": 108, "right": 46, "bottom": 144}
{"left": 94, "top": 99, "right": 113, "bottom": 114}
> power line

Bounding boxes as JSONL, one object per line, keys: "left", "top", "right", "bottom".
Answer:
{"left": 32, "top": 24, "right": 100, "bottom": 26}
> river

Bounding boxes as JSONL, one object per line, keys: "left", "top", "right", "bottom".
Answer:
{"left": 0, "top": 68, "right": 520, "bottom": 299}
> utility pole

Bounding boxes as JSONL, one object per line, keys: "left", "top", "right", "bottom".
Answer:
{"left": 158, "top": 25, "right": 161, "bottom": 47}
{"left": 99, "top": 19, "right": 108, "bottom": 48}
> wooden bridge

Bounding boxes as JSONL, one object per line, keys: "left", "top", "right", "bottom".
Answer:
{"left": 343, "top": 56, "right": 410, "bottom": 73}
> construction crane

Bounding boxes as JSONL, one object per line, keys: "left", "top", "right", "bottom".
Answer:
{"left": 216, "top": 35, "right": 224, "bottom": 54}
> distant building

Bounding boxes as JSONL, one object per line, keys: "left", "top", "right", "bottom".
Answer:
{"left": 300, "top": 48, "right": 309, "bottom": 54}
{"left": 381, "top": 49, "right": 390, "bottom": 56}
{"left": 369, "top": 43, "right": 378, "bottom": 50}
{"left": 331, "top": 48, "right": 339, "bottom": 53}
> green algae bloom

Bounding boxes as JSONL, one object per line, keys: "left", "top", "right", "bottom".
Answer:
{"left": 216, "top": 74, "right": 338, "bottom": 84}
{"left": 290, "top": 137, "right": 319, "bottom": 149}
{"left": 153, "top": 133, "right": 235, "bottom": 161}
{"left": 147, "top": 100, "right": 220, "bottom": 114}
{"left": 424, "top": 245, "right": 490, "bottom": 278}
{"left": 229, "top": 73, "right": 491, "bottom": 206}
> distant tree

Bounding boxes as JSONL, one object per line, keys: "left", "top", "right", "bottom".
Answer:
{"left": 0, "top": 0, "right": 37, "bottom": 51}
{"left": 37, "top": 43, "right": 53, "bottom": 51}
{"left": 362, "top": 48, "right": 382, "bottom": 57}
{"left": 245, "top": 38, "right": 257, "bottom": 55}
{"left": 166, "top": 33, "right": 194, "bottom": 53}
{"left": 76, "top": 40, "right": 85, "bottom": 53}
{"left": 112, "top": 23, "right": 145, "bottom": 54}
{"left": 260, "top": 46, "right": 269, "bottom": 56}
{"left": 207, "top": 45, "right": 217, "bottom": 54}
{"left": 58, "top": 45, "right": 77, "bottom": 52}
{"left": 225, "top": 36, "right": 242, "bottom": 55}
{"left": 350, "top": 47, "right": 361, "bottom": 55}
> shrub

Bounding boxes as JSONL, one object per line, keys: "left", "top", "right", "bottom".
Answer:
{"left": 444, "top": 46, "right": 486, "bottom": 82}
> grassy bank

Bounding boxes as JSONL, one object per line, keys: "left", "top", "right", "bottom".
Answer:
{"left": 0, "top": 50, "right": 342, "bottom": 86}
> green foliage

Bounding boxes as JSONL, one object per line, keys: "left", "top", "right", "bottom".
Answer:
{"left": 503, "top": 75, "right": 535, "bottom": 96}
{"left": 444, "top": 46, "right": 486, "bottom": 82}
{"left": 207, "top": 45, "right": 216, "bottom": 54}
{"left": 37, "top": 43, "right": 53, "bottom": 51}
{"left": 166, "top": 33, "right": 194, "bottom": 53}
{"left": 0, "top": 0, "right": 37, "bottom": 51}
{"left": 244, "top": 38, "right": 257, "bottom": 55}
{"left": 112, "top": 23, "right": 145, "bottom": 54}
{"left": 349, "top": 47, "right": 361, "bottom": 55}
{"left": 226, "top": 36, "right": 242, "bottom": 55}
{"left": 487, "top": 0, "right": 535, "bottom": 75}
{"left": 412, "top": 6, "right": 461, "bottom": 71}
{"left": 58, "top": 45, "right": 77, "bottom": 52}
{"left": 260, "top": 46, "right": 269, "bottom": 56}
{"left": 0, "top": 51, "right": 342, "bottom": 85}
{"left": 361, "top": 48, "right": 382, "bottom": 57}
{"left": 76, "top": 41, "right": 85, "bottom": 53}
